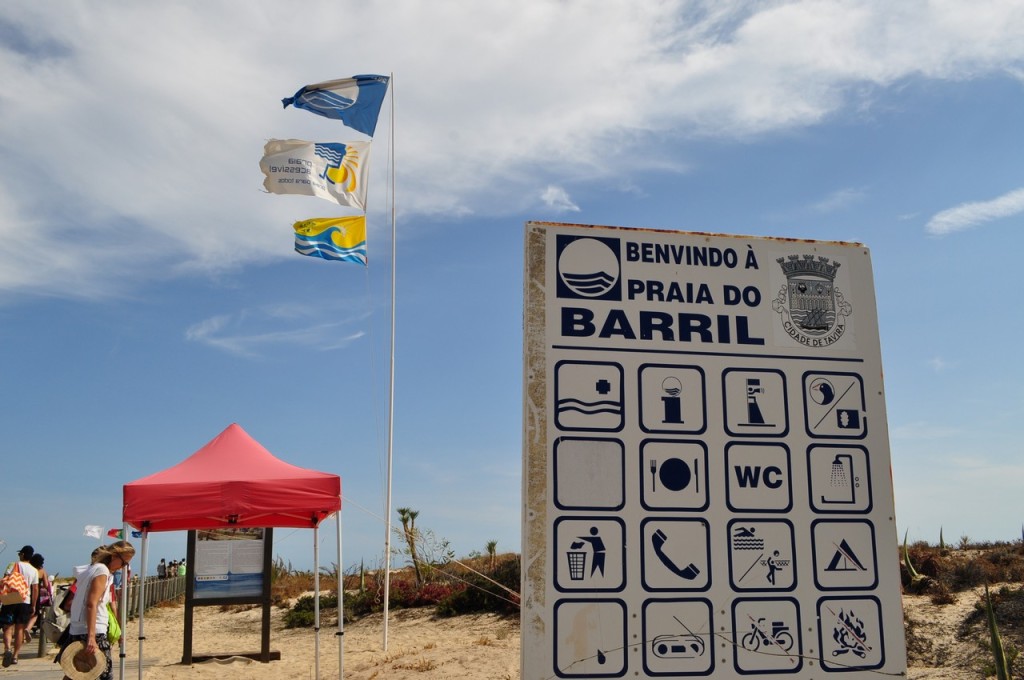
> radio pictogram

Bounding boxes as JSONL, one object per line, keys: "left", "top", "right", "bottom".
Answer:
{"left": 642, "top": 599, "right": 714, "bottom": 676}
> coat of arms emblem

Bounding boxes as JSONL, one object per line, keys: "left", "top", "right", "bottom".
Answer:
{"left": 772, "top": 255, "right": 852, "bottom": 347}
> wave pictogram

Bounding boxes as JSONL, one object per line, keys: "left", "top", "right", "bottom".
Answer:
{"left": 556, "top": 398, "right": 623, "bottom": 416}
{"left": 561, "top": 271, "right": 616, "bottom": 297}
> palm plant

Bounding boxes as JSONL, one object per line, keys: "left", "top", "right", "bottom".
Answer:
{"left": 486, "top": 540, "right": 498, "bottom": 573}
{"left": 397, "top": 507, "right": 423, "bottom": 584}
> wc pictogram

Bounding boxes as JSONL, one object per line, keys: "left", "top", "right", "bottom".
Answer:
{"left": 725, "top": 442, "right": 792, "bottom": 513}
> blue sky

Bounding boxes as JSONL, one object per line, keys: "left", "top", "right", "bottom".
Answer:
{"left": 1, "top": 1, "right": 1023, "bottom": 577}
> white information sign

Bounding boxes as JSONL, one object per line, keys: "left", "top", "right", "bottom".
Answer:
{"left": 522, "top": 222, "right": 906, "bottom": 679}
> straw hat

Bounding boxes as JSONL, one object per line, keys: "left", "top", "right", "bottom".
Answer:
{"left": 59, "top": 641, "right": 106, "bottom": 680}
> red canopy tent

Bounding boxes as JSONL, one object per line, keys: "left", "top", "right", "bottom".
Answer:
{"left": 120, "top": 423, "right": 343, "bottom": 677}
{"left": 123, "top": 422, "right": 340, "bottom": 530}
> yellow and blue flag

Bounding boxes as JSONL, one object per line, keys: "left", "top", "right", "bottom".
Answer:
{"left": 282, "top": 75, "right": 389, "bottom": 137}
{"left": 294, "top": 216, "right": 367, "bottom": 265}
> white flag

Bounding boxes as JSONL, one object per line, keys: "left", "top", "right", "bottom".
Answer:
{"left": 260, "top": 139, "right": 371, "bottom": 210}
{"left": 83, "top": 524, "right": 103, "bottom": 539}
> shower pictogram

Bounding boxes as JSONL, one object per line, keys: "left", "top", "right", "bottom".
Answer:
{"left": 822, "top": 453, "right": 860, "bottom": 505}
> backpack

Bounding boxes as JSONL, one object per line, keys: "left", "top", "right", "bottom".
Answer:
{"left": 0, "top": 563, "right": 29, "bottom": 605}
{"left": 42, "top": 585, "right": 71, "bottom": 643}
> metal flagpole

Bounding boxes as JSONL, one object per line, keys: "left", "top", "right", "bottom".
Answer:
{"left": 336, "top": 505, "right": 344, "bottom": 678}
{"left": 382, "top": 73, "right": 396, "bottom": 652}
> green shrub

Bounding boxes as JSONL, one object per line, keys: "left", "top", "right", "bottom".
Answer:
{"left": 436, "top": 557, "right": 520, "bottom": 617}
{"left": 284, "top": 593, "right": 339, "bottom": 628}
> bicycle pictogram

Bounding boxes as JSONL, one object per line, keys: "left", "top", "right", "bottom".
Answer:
{"left": 740, "top": 617, "right": 795, "bottom": 653}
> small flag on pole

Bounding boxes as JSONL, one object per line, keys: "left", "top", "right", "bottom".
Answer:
{"left": 260, "top": 139, "right": 372, "bottom": 210}
{"left": 294, "top": 216, "right": 367, "bottom": 265}
{"left": 107, "top": 528, "right": 123, "bottom": 539}
{"left": 84, "top": 525, "right": 103, "bottom": 539}
{"left": 282, "top": 75, "right": 389, "bottom": 137}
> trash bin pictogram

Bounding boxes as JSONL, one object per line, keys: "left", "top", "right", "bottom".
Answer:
{"left": 567, "top": 550, "right": 587, "bottom": 581}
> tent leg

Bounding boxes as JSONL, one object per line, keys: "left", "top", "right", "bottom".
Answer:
{"left": 337, "top": 507, "right": 343, "bottom": 680}
{"left": 314, "top": 526, "right": 321, "bottom": 680}
{"left": 118, "top": 522, "right": 129, "bottom": 680}
{"left": 137, "top": 531, "right": 149, "bottom": 680}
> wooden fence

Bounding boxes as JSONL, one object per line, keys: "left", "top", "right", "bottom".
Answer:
{"left": 122, "top": 575, "right": 187, "bottom": 620}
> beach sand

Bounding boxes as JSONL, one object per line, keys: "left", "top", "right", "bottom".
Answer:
{"left": 126, "top": 601, "right": 519, "bottom": 680}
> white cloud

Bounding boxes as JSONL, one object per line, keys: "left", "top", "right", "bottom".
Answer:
{"left": 889, "top": 421, "right": 964, "bottom": 441}
{"left": 185, "top": 306, "right": 367, "bottom": 358}
{"left": 925, "top": 187, "right": 1024, "bottom": 235}
{"left": 928, "top": 356, "right": 948, "bottom": 372}
{"left": 2, "top": 1, "right": 1024, "bottom": 295}
{"left": 540, "top": 185, "right": 580, "bottom": 212}
{"left": 808, "top": 187, "right": 867, "bottom": 214}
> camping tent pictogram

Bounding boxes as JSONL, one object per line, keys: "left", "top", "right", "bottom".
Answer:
{"left": 825, "top": 539, "right": 866, "bottom": 572}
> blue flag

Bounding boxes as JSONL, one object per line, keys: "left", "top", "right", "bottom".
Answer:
{"left": 282, "top": 75, "right": 389, "bottom": 137}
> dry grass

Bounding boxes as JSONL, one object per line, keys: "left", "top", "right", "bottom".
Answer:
{"left": 394, "top": 658, "right": 441, "bottom": 672}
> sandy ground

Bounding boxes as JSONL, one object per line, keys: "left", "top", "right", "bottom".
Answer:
{"left": 9, "top": 586, "right": 998, "bottom": 679}
{"left": 129, "top": 602, "right": 520, "bottom": 680}
{"left": 902, "top": 584, "right": 1000, "bottom": 680}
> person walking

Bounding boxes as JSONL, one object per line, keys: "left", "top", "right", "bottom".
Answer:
{"left": 1, "top": 545, "right": 39, "bottom": 667}
{"left": 60, "top": 541, "right": 135, "bottom": 680}
{"left": 25, "top": 553, "right": 51, "bottom": 642}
